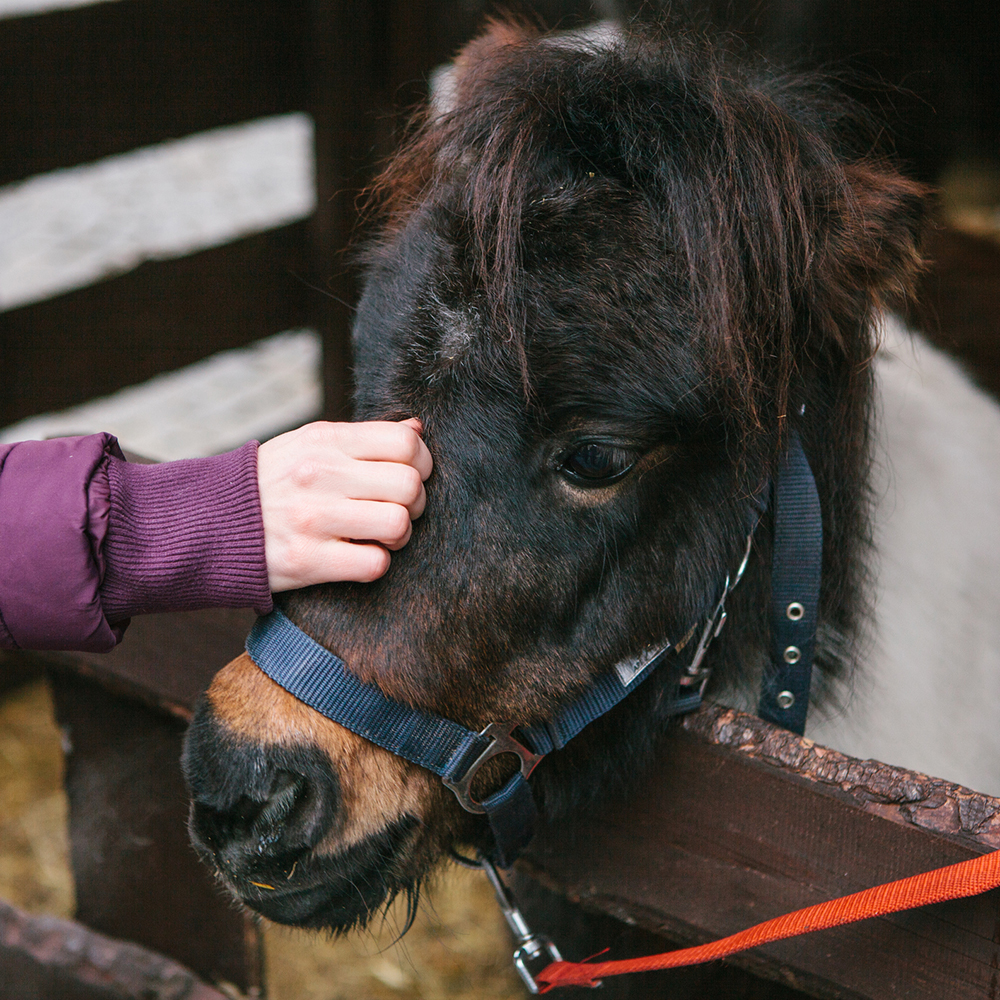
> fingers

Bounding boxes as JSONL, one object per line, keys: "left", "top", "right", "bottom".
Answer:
{"left": 333, "top": 460, "right": 427, "bottom": 517}
{"left": 258, "top": 416, "right": 433, "bottom": 590}
{"left": 311, "top": 499, "right": 414, "bottom": 550}
{"left": 268, "top": 539, "right": 393, "bottom": 592}
{"left": 326, "top": 420, "right": 433, "bottom": 482}
{"left": 322, "top": 542, "right": 392, "bottom": 583}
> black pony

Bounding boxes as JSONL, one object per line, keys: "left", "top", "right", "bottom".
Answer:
{"left": 182, "top": 20, "right": 925, "bottom": 934}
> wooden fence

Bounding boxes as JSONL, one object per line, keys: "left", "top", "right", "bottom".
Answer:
{"left": 1, "top": 1, "right": 999, "bottom": 997}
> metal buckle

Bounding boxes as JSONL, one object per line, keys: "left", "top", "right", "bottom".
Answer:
{"left": 680, "top": 529, "right": 756, "bottom": 693}
{"left": 479, "top": 856, "right": 594, "bottom": 993}
{"left": 442, "top": 722, "right": 545, "bottom": 815}
{"left": 684, "top": 574, "right": 730, "bottom": 681}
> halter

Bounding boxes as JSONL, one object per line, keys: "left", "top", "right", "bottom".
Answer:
{"left": 245, "top": 430, "right": 821, "bottom": 870}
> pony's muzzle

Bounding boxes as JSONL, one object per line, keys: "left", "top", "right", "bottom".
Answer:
{"left": 181, "top": 694, "right": 342, "bottom": 893}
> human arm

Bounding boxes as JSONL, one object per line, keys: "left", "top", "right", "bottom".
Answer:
{"left": 0, "top": 420, "right": 432, "bottom": 652}
{"left": 0, "top": 434, "right": 268, "bottom": 651}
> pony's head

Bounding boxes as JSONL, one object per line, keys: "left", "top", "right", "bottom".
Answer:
{"left": 182, "top": 21, "right": 926, "bottom": 931}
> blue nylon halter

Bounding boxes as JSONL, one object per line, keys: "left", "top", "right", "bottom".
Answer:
{"left": 759, "top": 428, "right": 823, "bottom": 732}
{"left": 244, "top": 431, "right": 820, "bottom": 868}
{"left": 245, "top": 609, "right": 691, "bottom": 867}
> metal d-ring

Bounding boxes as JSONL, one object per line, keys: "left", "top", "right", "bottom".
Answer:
{"left": 442, "top": 722, "right": 545, "bottom": 815}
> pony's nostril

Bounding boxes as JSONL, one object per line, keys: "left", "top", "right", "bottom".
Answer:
{"left": 253, "top": 772, "right": 307, "bottom": 833}
{"left": 210, "top": 769, "right": 329, "bottom": 854}
{"left": 231, "top": 794, "right": 267, "bottom": 828}
{"left": 190, "top": 766, "right": 334, "bottom": 869}
{"left": 182, "top": 698, "right": 342, "bottom": 866}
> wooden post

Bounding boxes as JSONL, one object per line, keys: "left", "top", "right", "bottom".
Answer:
{"left": 30, "top": 609, "right": 262, "bottom": 995}
{"left": 307, "top": 0, "right": 392, "bottom": 421}
{"left": 47, "top": 670, "right": 264, "bottom": 996}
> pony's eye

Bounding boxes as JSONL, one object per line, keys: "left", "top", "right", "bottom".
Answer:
{"left": 560, "top": 443, "right": 636, "bottom": 485}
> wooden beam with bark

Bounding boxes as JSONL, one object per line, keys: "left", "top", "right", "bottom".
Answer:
{"left": 520, "top": 704, "right": 1000, "bottom": 999}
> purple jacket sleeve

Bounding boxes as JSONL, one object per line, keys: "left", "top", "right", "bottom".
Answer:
{"left": 0, "top": 434, "right": 272, "bottom": 652}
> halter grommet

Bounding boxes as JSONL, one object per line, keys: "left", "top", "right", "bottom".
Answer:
{"left": 783, "top": 645, "right": 801, "bottom": 664}
{"left": 786, "top": 601, "right": 804, "bottom": 621}
{"left": 776, "top": 690, "right": 796, "bottom": 709}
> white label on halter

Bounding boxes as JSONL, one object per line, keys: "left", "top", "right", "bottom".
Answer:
{"left": 614, "top": 644, "right": 668, "bottom": 688}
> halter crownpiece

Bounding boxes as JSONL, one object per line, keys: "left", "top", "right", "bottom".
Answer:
{"left": 244, "top": 431, "right": 821, "bottom": 870}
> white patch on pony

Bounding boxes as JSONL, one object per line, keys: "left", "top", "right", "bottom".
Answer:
{"left": 429, "top": 63, "right": 460, "bottom": 120}
{"left": 436, "top": 303, "right": 479, "bottom": 361}
{"left": 542, "top": 20, "right": 622, "bottom": 54}
{"left": 808, "top": 314, "right": 1000, "bottom": 795}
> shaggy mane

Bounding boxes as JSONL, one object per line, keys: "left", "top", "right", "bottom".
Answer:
{"left": 357, "top": 17, "right": 930, "bottom": 703}
{"left": 363, "top": 20, "right": 926, "bottom": 433}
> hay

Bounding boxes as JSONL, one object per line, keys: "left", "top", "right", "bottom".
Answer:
{"left": 0, "top": 679, "right": 74, "bottom": 919}
{"left": 264, "top": 866, "right": 523, "bottom": 1000}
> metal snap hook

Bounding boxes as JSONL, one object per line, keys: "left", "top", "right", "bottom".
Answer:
{"left": 478, "top": 854, "right": 584, "bottom": 993}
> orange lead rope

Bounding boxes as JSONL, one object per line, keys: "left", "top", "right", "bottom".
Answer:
{"left": 535, "top": 849, "right": 1000, "bottom": 991}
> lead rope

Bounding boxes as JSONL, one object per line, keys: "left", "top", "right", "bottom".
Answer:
{"left": 470, "top": 848, "right": 1000, "bottom": 992}
{"left": 526, "top": 848, "right": 1000, "bottom": 991}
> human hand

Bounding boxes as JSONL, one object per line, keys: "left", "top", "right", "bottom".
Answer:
{"left": 257, "top": 419, "right": 433, "bottom": 591}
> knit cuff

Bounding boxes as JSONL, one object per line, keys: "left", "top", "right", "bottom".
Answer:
{"left": 100, "top": 442, "right": 273, "bottom": 621}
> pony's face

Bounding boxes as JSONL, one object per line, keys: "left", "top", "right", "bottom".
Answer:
{"left": 182, "top": 23, "right": 924, "bottom": 932}
{"left": 183, "top": 180, "right": 750, "bottom": 932}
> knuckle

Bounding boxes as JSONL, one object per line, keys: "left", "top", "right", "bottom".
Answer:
{"left": 388, "top": 423, "right": 419, "bottom": 461}
{"left": 297, "top": 421, "right": 329, "bottom": 448}
{"left": 281, "top": 536, "right": 314, "bottom": 580}
{"left": 291, "top": 458, "right": 322, "bottom": 489}
{"left": 402, "top": 425, "right": 422, "bottom": 456}
{"left": 360, "top": 546, "right": 391, "bottom": 582}
{"left": 398, "top": 466, "right": 423, "bottom": 505}
{"left": 288, "top": 507, "right": 319, "bottom": 538}
{"left": 310, "top": 420, "right": 345, "bottom": 454}
{"left": 384, "top": 504, "right": 411, "bottom": 540}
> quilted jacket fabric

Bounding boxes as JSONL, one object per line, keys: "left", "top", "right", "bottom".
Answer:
{"left": 0, "top": 434, "right": 270, "bottom": 651}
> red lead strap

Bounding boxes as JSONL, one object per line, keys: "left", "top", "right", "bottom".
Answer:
{"left": 534, "top": 849, "right": 1000, "bottom": 991}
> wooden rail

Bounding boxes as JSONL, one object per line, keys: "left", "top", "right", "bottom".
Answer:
{"left": 0, "top": 898, "right": 231, "bottom": 1000}
{"left": 0, "top": 0, "right": 307, "bottom": 185}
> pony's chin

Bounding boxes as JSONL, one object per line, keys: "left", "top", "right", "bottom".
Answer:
{"left": 199, "top": 815, "right": 423, "bottom": 932}
{"left": 235, "top": 877, "right": 387, "bottom": 931}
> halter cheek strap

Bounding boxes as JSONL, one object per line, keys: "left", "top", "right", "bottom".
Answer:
{"left": 759, "top": 429, "right": 822, "bottom": 734}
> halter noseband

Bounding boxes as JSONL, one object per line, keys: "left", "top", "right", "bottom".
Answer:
{"left": 245, "top": 431, "right": 821, "bottom": 868}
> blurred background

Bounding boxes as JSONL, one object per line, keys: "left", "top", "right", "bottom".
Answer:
{"left": 1, "top": 1, "right": 998, "bottom": 998}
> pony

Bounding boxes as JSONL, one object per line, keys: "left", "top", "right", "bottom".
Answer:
{"left": 181, "top": 20, "right": 1000, "bottom": 937}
